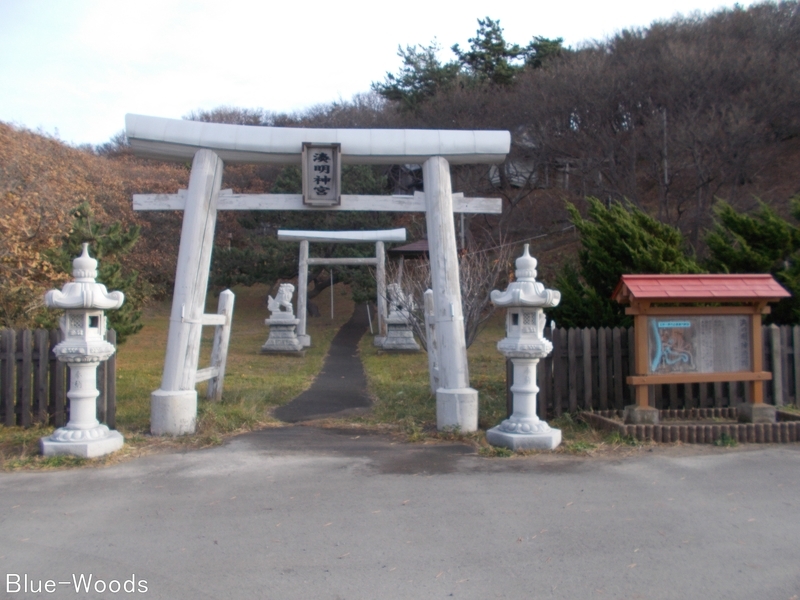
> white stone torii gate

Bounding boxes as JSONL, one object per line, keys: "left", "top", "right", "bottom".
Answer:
{"left": 276, "top": 228, "right": 407, "bottom": 347}
{"left": 126, "top": 114, "right": 509, "bottom": 436}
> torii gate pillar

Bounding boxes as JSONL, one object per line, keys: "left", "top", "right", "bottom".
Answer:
{"left": 424, "top": 157, "right": 478, "bottom": 431}
{"left": 151, "top": 149, "right": 223, "bottom": 435}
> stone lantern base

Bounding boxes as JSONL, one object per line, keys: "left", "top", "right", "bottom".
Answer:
{"left": 40, "top": 426, "right": 124, "bottom": 458}
{"left": 486, "top": 422, "right": 561, "bottom": 451}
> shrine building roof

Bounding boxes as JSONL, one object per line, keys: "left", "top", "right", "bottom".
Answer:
{"left": 612, "top": 274, "right": 791, "bottom": 305}
{"left": 388, "top": 240, "right": 430, "bottom": 257}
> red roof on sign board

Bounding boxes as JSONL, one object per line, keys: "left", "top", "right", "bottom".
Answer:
{"left": 612, "top": 274, "right": 790, "bottom": 304}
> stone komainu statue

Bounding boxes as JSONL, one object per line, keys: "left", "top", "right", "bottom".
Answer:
{"left": 387, "top": 282, "right": 414, "bottom": 319}
{"left": 268, "top": 283, "right": 295, "bottom": 317}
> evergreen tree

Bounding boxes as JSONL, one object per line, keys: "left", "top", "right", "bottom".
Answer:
{"left": 371, "top": 42, "right": 460, "bottom": 112}
{"left": 44, "top": 203, "right": 146, "bottom": 343}
{"left": 705, "top": 198, "right": 800, "bottom": 324}
{"left": 373, "top": 18, "right": 564, "bottom": 109}
{"left": 451, "top": 17, "right": 528, "bottom": 85}
{"left": 549, "top": 197, "right": 702, "bottom": 328}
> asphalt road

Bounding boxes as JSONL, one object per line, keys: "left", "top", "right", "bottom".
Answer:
{"left": 2, "top": 427, "right": 800, "bottom": 600}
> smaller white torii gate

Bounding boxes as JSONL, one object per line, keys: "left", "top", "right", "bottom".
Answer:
{"left": 276, "top": 228, "right": 406, "bottom": 346}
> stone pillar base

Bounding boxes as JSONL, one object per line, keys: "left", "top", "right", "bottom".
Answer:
{"left": 436, "top": 387, "right": 478, "bottom": 432}
{"left": 486, "top": 426, "right": 561, "bottom": 451}
{"left": 297, "top": 334, "right": 311, "bottom": 347}
{"left": 373, "top": 336, "right": 386, "bottom": 347}
{"left": 380, "top": 321, "right": 420, "bottom": 352}
{"left": 151, "top": 389, "right": 197, "bottom": 435}
{"left": 737, "top": 402, "right": 776, "bottom": 423}
{"left": 624, "top": 405, "right": 660, "bottom": 424}
{"left": 261, "top": 319, "right": 304, "bottom": 354}
{"left": 40, "top": 429, "right": 124, "bottom": 458}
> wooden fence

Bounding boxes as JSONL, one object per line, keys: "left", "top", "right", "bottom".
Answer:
{"left": 512, "top": 324, "right": 800, "bottom": 419}
{"left": 0, "top": 328, "right": 116, "bottom": 429}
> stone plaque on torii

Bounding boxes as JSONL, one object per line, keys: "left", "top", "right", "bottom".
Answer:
{"left": 126, "top": 114, "right": 509, "bottom": 436}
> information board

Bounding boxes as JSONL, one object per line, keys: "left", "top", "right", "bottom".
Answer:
{"left": 647, "top": 315, "right": 751, "bottom": 374}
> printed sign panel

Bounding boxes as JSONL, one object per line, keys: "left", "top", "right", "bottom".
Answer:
{"left": 302, "top": 143, "right": 341, "bottom": 206}
{"left": 647, "top": 315, "right": 751, "bottom": 374}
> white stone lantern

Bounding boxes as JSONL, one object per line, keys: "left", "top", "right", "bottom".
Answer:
{"left": 40, "top": 244, "right": 125, "bottom": 458}
{"left": 486, "top": 245, "right": 562, "bottom": 451}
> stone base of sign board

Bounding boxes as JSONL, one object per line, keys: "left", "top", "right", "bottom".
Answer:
{"left": 380, "top": 317, "right": 420, "bottom": 352}
{"left": 40, "top": 428, "right": 124, "bottom": 458}
{"left": 486, "top": 424, "right": 562, "bottom": 451}
{"left": 582, "top": 408, "right": 800, "bottom": 444}
{"left": 151, "top": 390, "right": 197, "bottom": 436}
{"left": 736, "top": 402, "right": 776, "bottom": 423}
{"left": 261, "top": 318, "right": 305, "bottom": 355}
{"left": 297, "top": 334, "right": 311, "bottom": 347}
{"left": 436, "top": 388, "right": 478, "bottom": 432}
{"left": 373, "top": 336, "right": 386, "bottom": 347}
{"left": 624, "top": 405, "right": 660, "bottom": 424}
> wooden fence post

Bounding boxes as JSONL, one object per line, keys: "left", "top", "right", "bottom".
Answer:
{"left": 598, "top": 327, "right": 609, "bottom": 410}
{"left": 612, "top": 327, "right": 624, "bottom": 410}
{"left": 1, "top": 329, "right": 15, "bottom": 426}
{"left": 34, "top": 329, "right": 49, "bottom": 423}
{"left": 17, "top": 329, "right": 32, "bottom": 427}
{"left": 770, "top": 324, "right": 782, "bottom": 405}
{"left": 780, "top": 325, "right": 790, "bottom": 406}
{"left": 49, "top": 329, "right": 67, "bottom": 427}
{"left": 552, "top": 327, "right": 565, "bottom": 416}
{"left": 568, "top": 328, "right": 578, "bottom": 413}
{"left": 793, "top": 326, "right": 800, "bottom": 406}
{"left": 583, "top": 328, "right": 594, "bottom": 411}
{"left": 207, "top": 290, "right": 235, "bottom": 402}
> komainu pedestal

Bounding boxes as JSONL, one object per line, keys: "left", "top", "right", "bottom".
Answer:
{"left": 486, "top": 245, "right": 562, "bottom": 451}
{"left": 261, "top": 283, "right": 304, "bottom": 355}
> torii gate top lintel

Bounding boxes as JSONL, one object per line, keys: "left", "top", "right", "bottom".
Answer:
{"left": 277, "top": 229, "right": 406, "bottom": 243}
{"left": 125, "top": 114, "right": 511, "bottom": 165}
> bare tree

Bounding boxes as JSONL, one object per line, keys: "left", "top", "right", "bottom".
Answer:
{"left": 383, "top": 240, "right": 514, "bottom": 350}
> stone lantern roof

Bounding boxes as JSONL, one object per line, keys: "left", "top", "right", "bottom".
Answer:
{"left": 44, "top": 244, "right": 124, "bottom": 311}
{"left": 490, "top": 244, "right": 561, "bottom": 308}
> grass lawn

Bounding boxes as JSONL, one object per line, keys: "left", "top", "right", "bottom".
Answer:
{"left": 1, "top": 284, "right": 649, "bottom": 470}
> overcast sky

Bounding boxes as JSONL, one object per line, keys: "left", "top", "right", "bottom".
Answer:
{"left": 0, "top": 0, "right": 761, "bottom": 146}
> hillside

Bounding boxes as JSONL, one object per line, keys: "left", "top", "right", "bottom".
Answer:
{"left": 0, "top": 122, "right": 188, "bottom": 325}
{"left": 2, "top": 2, "right": 799, "bottom": 327}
